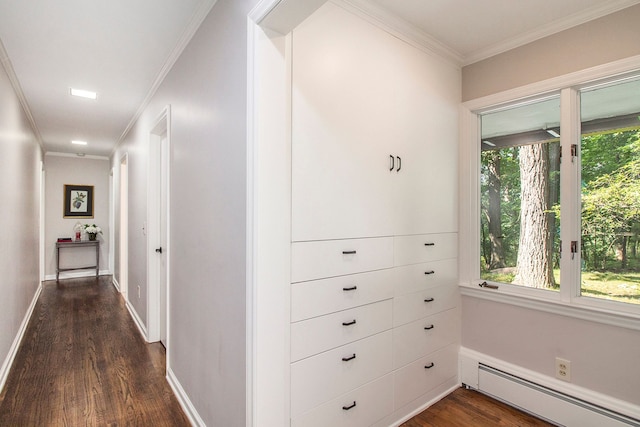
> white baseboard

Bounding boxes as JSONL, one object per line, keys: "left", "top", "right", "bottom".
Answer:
{"left": 112, "top": 276, "right": 121, "bottom": 292}
{"left": 459, "top": 347, "right": 640, "bottom": 424}
{"left": 167, "top": 367, "right": 206, "bottom": 426}
{"left": 0, "top": 282, "right": 42, "bottom": 394}
{"left": 44, "top": 269, "right": 111, "bottom": 281}
{"left": 125, "top": 300, "right": 149, "bottom": 342}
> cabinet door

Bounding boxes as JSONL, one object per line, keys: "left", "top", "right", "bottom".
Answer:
{"left": 292, "top": 3, "right": 405, "bottom": 241}
{"left": 390, "top": 42, "right": 460, "bottom": 236}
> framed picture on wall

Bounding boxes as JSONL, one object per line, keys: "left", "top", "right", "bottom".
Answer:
{"left": 63, "top": 184, "right": 94, "bottom": 218}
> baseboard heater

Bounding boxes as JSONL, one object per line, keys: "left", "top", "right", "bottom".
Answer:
{"left": 472, "top": 364, "right": 640, "bottom": 427}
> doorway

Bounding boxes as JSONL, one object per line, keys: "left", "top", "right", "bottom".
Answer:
{"left": 148, "top": 106, "right": 170, "bottom": 348}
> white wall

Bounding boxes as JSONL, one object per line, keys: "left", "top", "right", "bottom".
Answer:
{"left": 0, "top": 53, "right": 42, "bottom": 387}
{"left": 462, "top": 3, "right": 640, "bottom": 101}
{"left": 44, "top": 154, "right": 110, "bottom": 278}
{"left": 111, "top": 0, "right": 258, "bottom": 424}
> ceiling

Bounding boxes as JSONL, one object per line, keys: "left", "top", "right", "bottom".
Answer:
{"left": 1, "top": 0, "right": 638, "bottom": 158}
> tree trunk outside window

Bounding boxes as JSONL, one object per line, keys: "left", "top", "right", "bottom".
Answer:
{"left": 514, "top": 143, "right": 556, "bottom": 288}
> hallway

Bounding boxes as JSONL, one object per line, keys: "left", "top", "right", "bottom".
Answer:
{"left": 0, "top": 276, "right": 189, "bottom": 426}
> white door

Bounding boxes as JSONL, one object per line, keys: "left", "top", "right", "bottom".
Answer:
{"left": 159, "top": 134, "right": 168, "bottom": 347}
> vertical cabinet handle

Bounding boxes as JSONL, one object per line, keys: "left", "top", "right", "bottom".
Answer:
{"left": 389, "top": 155, "right": 402, "bottom": 172}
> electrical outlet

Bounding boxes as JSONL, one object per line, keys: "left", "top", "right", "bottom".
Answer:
{"left": 137, "top": 285, "right": 141, "bottom": 299}
{"left": 556, "top": 357, "right": 571, "bottom": 381}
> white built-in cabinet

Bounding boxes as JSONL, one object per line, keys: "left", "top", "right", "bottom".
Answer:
{"left": 289, "top": 2, "right": 460, "bottom": 426}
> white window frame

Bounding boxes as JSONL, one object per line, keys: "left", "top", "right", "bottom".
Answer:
{"left": 459, "top": 56, "right": 640, "bottom": 331}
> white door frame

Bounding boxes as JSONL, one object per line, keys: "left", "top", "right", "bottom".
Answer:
{"left": 119, "top": 153, "right": 129, "bottom": 298}
{"left": 147, "top": 105, "right": 171, "bottom": 348}
{"left": 246, "top": 2, "right": 327, "bottom": 426}
{"left": 109, "top": 167, "right": 115, "bottom": 276}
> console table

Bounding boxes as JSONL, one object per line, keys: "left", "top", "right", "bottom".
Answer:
{"left": 55, "top": 240, "right": 100, "bottom": 281}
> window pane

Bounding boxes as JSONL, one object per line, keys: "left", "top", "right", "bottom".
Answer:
{"left": 580, "top": 78, "right": 640, "bottom": 304}
{"left": 480, "top": 97, "right": 560, "bottom": 289}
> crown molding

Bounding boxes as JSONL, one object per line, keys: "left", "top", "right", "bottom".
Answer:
{"left": 113, "top": 0, "right": 218, "bottom": 155}
{"left": 464, "top": 0, "right": 640, "bottom": 66}
{"left": 337, "top": 0, "right": 463, "bottom": 67}
{"left": 45, "top": 151, "right": 109, "bottom": 161}
{"left": 0, "top": 37, "right": 45, "bottom": 151}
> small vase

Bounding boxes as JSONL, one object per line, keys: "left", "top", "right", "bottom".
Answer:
{"left": 88, "top": 233, "right": 97, "bottom": 241}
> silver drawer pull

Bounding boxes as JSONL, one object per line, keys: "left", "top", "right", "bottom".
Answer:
{"left": 342, "top": 250, "right": 357, "bottom": 255}
{"left": 425, "top": 362, "right": 435, "bottom": 369}
{"left": 342, "top": 401, "right": 357, "bottom": 411}
{"left": 424, "top": 324, "right": 434, "bottom": 330}
{"left": 342, "top": 285, "right": 357, "bottom": 291}
{"left": 424, "top": 297, "right": 434, "bottom": 303}
{"left": 342, "top": 353, "right": 356, "bottom": 362}
{"left": 342, "top": 319, "right": 357, "bottom": 326}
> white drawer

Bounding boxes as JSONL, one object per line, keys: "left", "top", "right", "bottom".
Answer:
{"left": 394, "top": 233, "right": 457, "bottom": 266}
{"left": 291, "top": 374, "right": 394, "bottom": 427}
{"left": 394, "top": 344, "right": 458, "bottom": 409}
{"left": 292, "top": 269, "right": 394, "bottom": 322}
{"left": 393, "top": 285, "right": 458, "bottom": 327}
{"left": 291, "top": 331, "right": 393, "bottom": 418}
{"left": 291, "top": 300, "right": 392, "bottom": 362}
{"left": 393, "top": 259, "right": 457, "bottom": 296}
{"left": 291, "top": 237, "right": 394, "bottom": 282}
{"left": 393, "top": 308, "right": 458, "bottom": 369}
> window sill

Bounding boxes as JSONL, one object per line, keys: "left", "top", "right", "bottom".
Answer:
{"left": 459, "top": 282, "right": 640, "bottom": 331}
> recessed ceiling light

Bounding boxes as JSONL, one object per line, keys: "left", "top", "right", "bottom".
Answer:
{"left": 71, "top": 140, "right": 88, "bottom": 145}
{"left": 70, "top": 88, "right": 97, "bottom": 99}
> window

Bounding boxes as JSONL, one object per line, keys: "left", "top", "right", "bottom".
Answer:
{"left": 471, "top": 75, "right": 640, "bottom": 312}
{"left": 580, "top": 78, "right": 640, "bottom": 304}
{"left": 480, "top": 97, "right": 560, "bottom": 291}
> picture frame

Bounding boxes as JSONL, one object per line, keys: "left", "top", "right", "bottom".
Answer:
{"left": 63, "top": 184, "right": 94, "bottom": 218}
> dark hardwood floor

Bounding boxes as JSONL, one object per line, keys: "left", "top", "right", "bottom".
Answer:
{"left": 402, "top": 387, "right": 555, "bottom": 427}
{"left": 0, "top": 276, "right": 189, "bottom": 426}
{"left": 1, "top": 275, "right": 554, "bottom": 426}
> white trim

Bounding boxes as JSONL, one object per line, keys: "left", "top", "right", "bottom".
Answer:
{"left": 44, "top": 269, "right": 111, "bottom": 281}
{"left": 245, "top": 14, "right": 257, "bottom": 427}
{"left": 167, "top": 367, "right": 206, "bottom": 427}
{"left": 460, "top": 286, "right": 640, "bottom": 331}
{"left": 464, "top": 0, "right": 640, "bottom": 65}
{"left": 112, "top": 276, "right": 121, "bottom": 292}
{"left": 459, "top": 347, "right": 640, "bottom": 421}
{"left": 0, "top": 282, "right": 42, "bottom": 394}
{"left": 337, "top": 0, "right": 463, "bottom": 66}
{"left": 125, "top": 299, "right": 148, "bottom": 342}
{"left": 113, "top": 0, "right": 218, "bottom": 154}
{"left": 44, "top": 151, "right": 110, "bottom": 161}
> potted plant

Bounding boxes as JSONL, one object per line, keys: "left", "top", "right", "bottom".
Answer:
{"left": 83, "top": 224, "right": 103, "bottom": 241}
